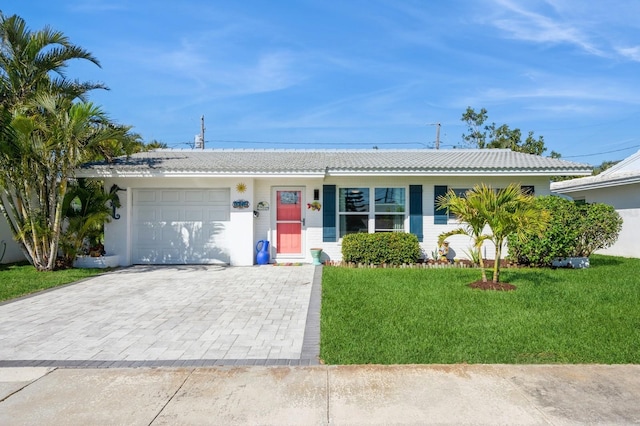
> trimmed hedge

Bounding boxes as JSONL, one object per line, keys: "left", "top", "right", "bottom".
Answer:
{"left": 341, "top": 233, "right": 421, "bottom": 265}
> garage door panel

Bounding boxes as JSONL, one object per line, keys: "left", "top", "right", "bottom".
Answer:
{"left": 184, "top": 208, "right": 203, "bottom": 221}
{"left": 184, "top": 191, "right": 204, "bottom": 202}
{"left": 133, "top": 189, "right": 230, "bottom": 264}
{"left": 136, "top": 190, "right": 156, "bottom": 203}
{"left": 137, "top": 207, "right": 157, "bottom": 221}
{"left": 161, "top": 190, "right": 180, "bottom": 202}
{"left": 161, "top": 208, "right": 181, "bottom": 221}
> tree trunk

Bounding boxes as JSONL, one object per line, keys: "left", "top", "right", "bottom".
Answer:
{"left": 493, "top": 239, "right": 503, "bottom": 283}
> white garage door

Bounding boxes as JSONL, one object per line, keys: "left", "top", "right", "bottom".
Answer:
{"left": 132, "top": 189, "right": 230, "bottom": 264}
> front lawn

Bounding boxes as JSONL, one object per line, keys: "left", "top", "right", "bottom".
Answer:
{"left": 320, "top": 255, "right": 640, "bottom": 364}
{"left": 0, "top": 263, "right": 105, "bottom": 302}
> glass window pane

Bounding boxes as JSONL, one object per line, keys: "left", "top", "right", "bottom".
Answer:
{"left": 340, "top": 215, "right": 368, "bottom": 237}
{"left": 374, "top": 188, "right": 405, "bottom": 213}
{"left": 339, "top": 188, "right": 369, "bottom": 212}
{"left": 375, "top": 215, "right": 405, "bottom": 232}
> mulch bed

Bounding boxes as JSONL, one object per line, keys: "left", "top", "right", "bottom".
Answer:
{"left": 469, "top": 280, "right": 516, "bottom": 291}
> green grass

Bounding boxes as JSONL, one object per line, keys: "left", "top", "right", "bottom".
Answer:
{"left": 320, "top": 255, "right": 640, "bottom": 364}
{"left": 0, "top": 262, "right": 105, "bottom": 302}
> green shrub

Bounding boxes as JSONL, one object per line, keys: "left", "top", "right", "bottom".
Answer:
{"left": 508, "top": 196, "right": 622, "bottom": 266}
{"left": 341, "top": 233, "right": 421, "bottom": 265}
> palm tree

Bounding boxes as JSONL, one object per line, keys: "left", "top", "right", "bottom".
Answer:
{"left": 0, "top": 95, "right": 126, "bottom": 270}
{"left": 437, "top": 184, "right": 548, "bottom": 283}
{"left": 0, "top": 13, "right": 106, "bottom": 108}
{"left": 436, "top": 189, "right": 490, "bottom": 282}
{"left": 474, "top": 184, "right": 548, "bottom": 283}
{"left": 0, "top": 13, "right": 129, "bottom": 270}
{"left": 60, "top": 179, "right": 117, "bottom": 265}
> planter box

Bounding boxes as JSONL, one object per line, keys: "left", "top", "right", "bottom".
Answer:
{"left": 552, "top": 257, "right": 590, "bottom": 269}
{"left": 74, "top": 255, "right": 120, "bottom": 269}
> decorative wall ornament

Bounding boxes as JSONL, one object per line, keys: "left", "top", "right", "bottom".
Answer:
{"left": 236, "top": 182, "right": 247, "bottom": 193}
{"left": 307, "top": 201, "right": 322, "bottom": 211}
{"left": 256, "top": 201, "right": 269, "bottom": 211}
{"left": 232, "top": 199, "right": 250, "bottom": 209}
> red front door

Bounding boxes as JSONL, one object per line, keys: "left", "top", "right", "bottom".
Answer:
{"left": 276, "top": 190, "right": 302, "bottom": 254}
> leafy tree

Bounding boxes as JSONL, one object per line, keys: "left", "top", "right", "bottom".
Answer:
{"left": 574, "top": 203, "right": 622, "bottom": 257}
{"left": 436, "top": 189, "right": 490, "bottom": 282}
{"left": 592, "top": 160, "right": 619, "bottom": 175}
{"left": 508, "top": 196, "right": 622, "bottom": 266}
{"left": 461, "top": 107, "right": 547, "bottom": 155}
{"left": 507, "top": 196, "right": 581, "bottom": 266}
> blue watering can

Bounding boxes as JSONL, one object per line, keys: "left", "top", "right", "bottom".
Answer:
{"left": 256, "top": 240, "right": 270, "bottom": 265}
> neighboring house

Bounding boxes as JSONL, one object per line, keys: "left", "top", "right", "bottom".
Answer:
{"left": 0, "top": 216, "right": 25, "bottom": 264}
{"left": 76, "top": 149, "right": 591, "bottom": 266}
{"left": 551, "top": 149, "right": 640, "bottom": 258}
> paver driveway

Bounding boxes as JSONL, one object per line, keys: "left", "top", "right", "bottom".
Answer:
{"left": 0, "top": 265, "right": 319, "bottom": 367}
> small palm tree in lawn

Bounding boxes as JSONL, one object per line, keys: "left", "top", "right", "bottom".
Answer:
{"left": 436, "top": 189, "right": 490, "bottom": 283}
{"left": 437, "top": 183, "right": 548, "bottom": 284}
{"left": 474, "top": 183, "right": 548, "bottom": 283}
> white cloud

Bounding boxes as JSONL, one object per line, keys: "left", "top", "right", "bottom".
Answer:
{"left": 486, "top": 0, "right": 603, "bottom": 56}
{"left": 616, "top": 46, "right": 640, "bottom": 62}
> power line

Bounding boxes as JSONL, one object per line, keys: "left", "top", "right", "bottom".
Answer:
{"left": 562, "top": 144, "right": 640, "bottom": 159}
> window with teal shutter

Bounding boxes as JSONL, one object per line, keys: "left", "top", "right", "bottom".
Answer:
{"left": 409, "top": 185, "right": 423, "bottom": 241}
{"left": 323, "top": 185, "right": 336, "bottom": 242}
{"left": 434, "top": 185, "right": 448, "bottom": 224}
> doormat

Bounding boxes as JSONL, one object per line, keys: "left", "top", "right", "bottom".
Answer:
{"left": 273, "top": 262, "right": 304, "bottom": 266}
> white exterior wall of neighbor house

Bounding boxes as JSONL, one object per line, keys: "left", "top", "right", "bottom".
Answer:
{"left": 556, "top": 183, "right": 640, "bottom": 258}
{"left": 310, "top": 175, "right": 551, "bottom": 263}
{"left": 103, "top": 177, "right": 255, "bottom": 266}
{"left": 0, "top": 215, "right": 25, "bottom": 264}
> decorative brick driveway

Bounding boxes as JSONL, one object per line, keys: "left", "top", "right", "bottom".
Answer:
{"left": 0, "top": 265, "right": 320, "bottom": 367}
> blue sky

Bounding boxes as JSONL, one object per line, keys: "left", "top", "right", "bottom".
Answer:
{"left": 7, "top": 1, "right": 640, "bottom": 165}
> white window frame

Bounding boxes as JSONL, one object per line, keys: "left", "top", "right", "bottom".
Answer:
{"left": 338, "top": 186, "right": 407, "bottom": 238}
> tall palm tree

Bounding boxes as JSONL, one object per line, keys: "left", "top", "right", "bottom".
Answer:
{"left": 0, "top": 13, "right": 106, "bottom": 108}
{"left": 0, "top": 95, "right": 125, "bottom": 270}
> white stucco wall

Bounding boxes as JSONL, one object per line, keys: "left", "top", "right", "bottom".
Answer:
{"left": 0, "top": 215, "right": 26, "bottom": 264}
{"left": 309, "top": 175, "right": 551, "bottom": 263}
{"left": 557, "top": 183, "right": 640, "bottom": 258}
{"left": 100, "top": 175, "right": 551, "bottom": 266}
{"left": 103, "top": 177, "right": 256, "bottom": 266}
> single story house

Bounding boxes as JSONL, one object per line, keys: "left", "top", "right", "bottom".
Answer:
{"left": 551, "top": 149, "right": 640, "bottom": 258}
{"left": 76, "top": 149, "right": 592, "bottom": 266}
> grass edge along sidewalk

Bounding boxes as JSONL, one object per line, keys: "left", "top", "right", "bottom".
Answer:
{"left": 0, "top": 263, "right": 104, "bottom": 302}
{"left": 320, "top": 255, "right": 640, "bottom": 365}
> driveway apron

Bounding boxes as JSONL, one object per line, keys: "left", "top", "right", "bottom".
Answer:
{"left": 0, "top": 265, "right": 320, "bottom": 367}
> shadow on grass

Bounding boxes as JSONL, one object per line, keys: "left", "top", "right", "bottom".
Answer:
{"left": 589, "top": 255, "right": 624, "bottom": 267}
{"left": 502, "top": 269, "right": 557, "bottom": 287}
{"left": 0, "top": 261, "right": 31, "bottom": 272}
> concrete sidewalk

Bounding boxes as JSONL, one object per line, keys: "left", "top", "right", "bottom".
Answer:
{"left": 1, "top": 364, "right": 639, "bottom": 425}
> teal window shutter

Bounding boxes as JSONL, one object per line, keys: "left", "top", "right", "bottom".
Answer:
{"left": 434, "top": 185, "right": 448, "bottom": 224}
{"left": 323, "top": 185, "right": 336, "bottom": 242}
{"left": 409, "top": 185, "right": 423, "bottom": 241}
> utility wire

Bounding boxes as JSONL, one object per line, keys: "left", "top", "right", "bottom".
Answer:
{"left": 562, "top": 145, "right": 640, "bottom": 158}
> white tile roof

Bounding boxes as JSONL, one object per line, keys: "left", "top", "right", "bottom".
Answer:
{"left": 77, "top": 149, "right": 592, "bottom": 177}
{"left": 552, "top": 150, "right": 640, "bottom": 193}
